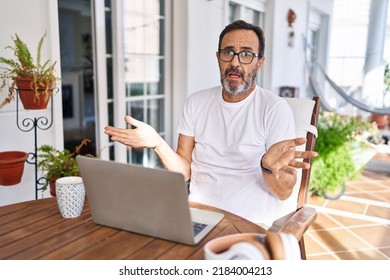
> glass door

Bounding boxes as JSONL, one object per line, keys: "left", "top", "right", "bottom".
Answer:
{"left": 93, "top": 0, "right": 170, "bottom": 165}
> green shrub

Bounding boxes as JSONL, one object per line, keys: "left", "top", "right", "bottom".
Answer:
{"left": 309, "top": 112, "right": 372, "bottom": 196}
{"left": 37, "top": 139, "right": 91, "bottom": 191}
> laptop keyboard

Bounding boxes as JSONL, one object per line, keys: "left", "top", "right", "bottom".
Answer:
{"left": 192, "top": 222, "right": 207, "bottom": 236}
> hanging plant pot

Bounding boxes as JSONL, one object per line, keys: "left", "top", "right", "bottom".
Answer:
{"left": 14, "top": 77, "right": 53, "bottom": 110}
{"left": 49, "top": 180, "right": 57, "bottom": 197}
{"left": 0, "top": 151, "right": 29, "bottom": 186}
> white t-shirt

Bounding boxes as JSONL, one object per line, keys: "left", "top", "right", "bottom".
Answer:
{"left": 177, "top": 85, "right": 295, "bottom": 227}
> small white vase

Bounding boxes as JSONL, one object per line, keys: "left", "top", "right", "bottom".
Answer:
{"left": 56, "top": 176, "right": 85, "bottom": 218}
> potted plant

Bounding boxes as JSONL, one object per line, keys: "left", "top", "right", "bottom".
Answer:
{"left": 309, "top": 112, "right": 377, "bottom": 199}
{"left": 0, "top": 32, "right": 59, "bottom": 110}
{"left": 370, "top": 61, "right": 390, "bottom": 129}
{"left": 0, "top": 151, "right": 29, "bottom": 186}
{"left": 37, "top": 139, "right": 92, "bottom": 196}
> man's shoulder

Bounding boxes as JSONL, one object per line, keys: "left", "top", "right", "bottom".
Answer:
{"left": 186, "top": 85, "right": 221, "bottom": 103}
{"left": 191, "top": 85, "right": 221, "bottom": 96}
{"left": 255, "top": 86, "right": 286, "bottom": 105}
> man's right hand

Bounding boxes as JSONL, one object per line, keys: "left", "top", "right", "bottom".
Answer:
{"left": 104, "top": 116, "right": 162, "bottom": 149}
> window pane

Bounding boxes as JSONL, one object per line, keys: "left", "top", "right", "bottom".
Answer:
{"left": 108, "top": 101, "right": 114, "bottom": 126}
{"left": 105, "top": 10, "right": 112, "bottom": 54}
{"left": 147, "top": 59, "right": 164, "bottom": 95}
{"left": 127, "top": 100, "right": 144, "bottom": 123}
{"left": 107, "top": 56, "right": 113, "bottom": 99}
{"left": 123, "top": 0, "right": 162, "bottom": 55}
{"left": 125, "top": 57, "right": 163, "bottom": 96}
{"left": 159, "top": 18, "right": 165, "bottom": 55}
{"left": 127, "top": 83, "right": 144, "bottom": 97}
{"left": 245, "top": 9, "right": 260, "bottom": 25}
{"left": 306, "top": 28, "right": 319, "bottom": 74}
{"left": 125, "top": 56, "right": 145, "bottom": 86}
{"left": 109, "top": 144, "right": 115, "bottom": 161}
{"left": 130, "top": 148, "right": 144, "bottom": 165}
{"left": 147, "top": 82, "right": 158, "bottom": 96}
{"left": 129, "top": 141, "right": 165, "bottom": 168}
{"left": 229, "top": 3, "right": 239, "bottom": 22}
{"left": 159, "top": 0, "right": 165, "bottom": 16}
{"left": 148, "top": 147, "right": 163, "bottom": 168}
{"left": 147, "top": 98, "right": 164, "bottom": 132}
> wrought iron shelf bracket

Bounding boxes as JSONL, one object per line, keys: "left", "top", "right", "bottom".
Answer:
{"left": 15, "top": 90, "right": 55, "bottom": 200}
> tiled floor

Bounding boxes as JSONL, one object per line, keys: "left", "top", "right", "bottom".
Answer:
{"left": 305, "top": 153, "right": 390, "bottom": 260}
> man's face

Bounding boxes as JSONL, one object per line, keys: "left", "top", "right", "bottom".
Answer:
{"left": 217, "top": 29, "right": 265, "bottom": 100}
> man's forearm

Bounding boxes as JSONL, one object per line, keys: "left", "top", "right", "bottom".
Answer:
{"left": 153, "top": 138, "right": 191, "bottom": 181}
{"left": 262, "top": 169, "right": 296, "bottom": 200}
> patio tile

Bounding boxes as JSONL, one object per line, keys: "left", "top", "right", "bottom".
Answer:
{"left": 350, "top": 225, "right": 390, "bottom": 247}
{"left": 366, "top": 205, "right": 390, "bottom": 220}
{"left": 309, "top": 213, "right": 341, "bottom": 231}
{"left": 347, "top": 191, "right": 390, "bottom": 202}
{"left": 378, "top": 247, "right": 390, "bottom": 258}
{"left": 325, "top": 199, "right": 366, "bottom": 215}
{"left": 307, "top": 195, "right": 327, "bottom": 206}
{"left": 307, "top": 253, "right": 338, "bottom": 260}
{"left": 304, "top": 234, "right": 329, "bottom": 255}
{"left": 329, "top": 214, "right": 376, "bottom": 227}
{"left": 306, "top": 156, "right": 390, "bottom": 260}
{"left": 367, "top": 191, "right": 390, "bottom": 202}
{"left": 310, "top": 229, "right": 371, "bottom": 251}
{"left": 335, "top": 249, "right": 388, "bottom": 260}
{"left": 345, "top": 181, "right": 387, "bottom": 191}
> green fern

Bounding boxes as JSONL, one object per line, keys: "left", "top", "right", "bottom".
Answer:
{"left": 36, "top": 33, "right": 46, "bottom": 68}
{"left": 0, "top": 32, "right": 59, "bottom": 109}
{"left": 12, "top": 34, "right": 35, "bottom": 73}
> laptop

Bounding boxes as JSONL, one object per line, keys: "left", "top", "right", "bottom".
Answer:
{"left": 76, "top": 155, "right": 224, "bottom": 245}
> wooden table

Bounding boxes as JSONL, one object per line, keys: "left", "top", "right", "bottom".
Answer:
{"left": 0, "top": 198, "right": 266, "bottom": 259}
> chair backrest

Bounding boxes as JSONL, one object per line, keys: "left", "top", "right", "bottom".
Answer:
{"left": 273, "top": 97, "right": 320, "bottom": 222}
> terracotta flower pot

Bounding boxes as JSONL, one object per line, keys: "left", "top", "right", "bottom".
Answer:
{"left": 49, "top": 180, "right": 57, "bottom": 197}
{"left": 0, "top": 151, "right": 29, "bottom": 186}
{"left": 14, "top": 77, "right": 52, "bottom": 110}
{"left": 370, "top": 114, "right": 389, "bottom": 129}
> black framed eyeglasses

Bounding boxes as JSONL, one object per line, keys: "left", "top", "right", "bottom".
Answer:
{"left": 218, "top": 49, "right": 259, "bottom": 64}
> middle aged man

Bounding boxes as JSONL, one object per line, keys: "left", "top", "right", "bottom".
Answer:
{"left": 104, "top": 20, "right": 317, "bottom": 229}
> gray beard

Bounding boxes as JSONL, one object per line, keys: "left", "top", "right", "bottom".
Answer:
{"left": 221, "top": 68, "right": 258, "bottom": 97}
{"left": 222, "top": 79, "right": 249, "bottom": 97}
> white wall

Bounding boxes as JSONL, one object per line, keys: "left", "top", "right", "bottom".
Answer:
{"left": 187, "top": 0, "right": 225, "bottom": 94}
{"left": 0, "top": 0, "right": 63, "bottom": 206}
{"left": 267, "top": 0, "right": 307, "bottom": 96}
{"left": 171, "top": 0, "right": 188, "bottom": 150}
{"left": 266, "top": 0, "right": 333, "bottom": 98}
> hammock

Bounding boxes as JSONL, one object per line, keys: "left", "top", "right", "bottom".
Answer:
{"left": 309, "top": 61, "right": 390, "bottom": 115}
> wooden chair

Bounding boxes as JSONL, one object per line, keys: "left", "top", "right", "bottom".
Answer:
{"left": 269, "top": 96, "right": 320, "bottom": 260}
